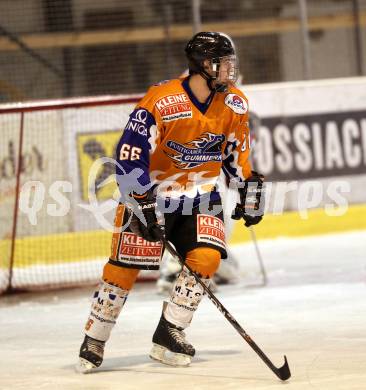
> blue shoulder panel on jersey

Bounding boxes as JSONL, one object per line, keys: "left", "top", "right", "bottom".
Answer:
{"left": 116, "top": 108, "right": 156, "bottom": 194}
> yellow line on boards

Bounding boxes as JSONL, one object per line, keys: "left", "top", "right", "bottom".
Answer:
{"left": 0, "top": 204, "right": 365, "bottom": 268}
{"left": 230, "top": 204, "right": 366, "bottom": 243}
{"left": 0, "top": 231, "right": 111, "bottom": 268}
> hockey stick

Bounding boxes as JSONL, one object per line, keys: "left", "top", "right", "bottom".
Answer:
{"left": 249, "top": 226, "right": 268, "bottom": 286}
{"left": 162, "top": 238, "right": 291, "bottom": 381}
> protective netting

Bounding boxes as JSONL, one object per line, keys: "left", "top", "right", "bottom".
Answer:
{"left": 0, "top": 113, "right": 19, "bottom": 293}
{"left": 0, "top": 0, "right": 365, "bottom": 102}
{"left": 0, "top": 96, "right": 141, "bottom": 293}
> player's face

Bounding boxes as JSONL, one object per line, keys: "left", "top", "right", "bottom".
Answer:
{"left": 205, "top": 55, "right": 238, "bottom": 86}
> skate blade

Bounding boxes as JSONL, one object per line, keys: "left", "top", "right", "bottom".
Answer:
{"left": 75, "top": 358, "right": 97, "bottom": 374}
{"left": 149, "top": 343, "right": 191, "bottom": 367}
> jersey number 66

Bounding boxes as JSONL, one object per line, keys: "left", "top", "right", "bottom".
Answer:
{"left": 119, "top": 144, "right": 142, "bottom": 161}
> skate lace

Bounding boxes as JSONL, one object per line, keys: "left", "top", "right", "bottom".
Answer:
{"left": 87, "top": 338, "right": 104, "bottom": 357}
{"left": 168, "top": 327, "right": 187, "bottom": 345}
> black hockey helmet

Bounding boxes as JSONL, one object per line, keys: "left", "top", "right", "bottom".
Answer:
{"left": 185, "top": 31, "right": 238, "bottom": 91}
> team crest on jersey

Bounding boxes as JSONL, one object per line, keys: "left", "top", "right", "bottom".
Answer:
{"left": 165, "top": 132, "right": 225, "bottom": 169}
{"left": 156, "top": 93, "right": 193, "bottom": 122}
{"left": 224, "top": 94, "right": 248, "bottom": 114}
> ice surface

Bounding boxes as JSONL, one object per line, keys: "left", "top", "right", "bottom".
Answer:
{"left": 0, "top": 230, "right": 365, "bottom": 390}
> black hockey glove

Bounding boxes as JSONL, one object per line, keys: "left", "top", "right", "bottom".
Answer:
{"left": 231, "top": 171, "right": 265, "bottom": 227}
{"left": 128, "top": 191, "right": 164, "bottom": 242}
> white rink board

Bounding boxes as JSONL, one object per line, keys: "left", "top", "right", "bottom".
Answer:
{"left": 0, "top": 230, "right": 366, "bottom": 390}
{"left": 244, "top": 77, "right": 366, "bottom": 117}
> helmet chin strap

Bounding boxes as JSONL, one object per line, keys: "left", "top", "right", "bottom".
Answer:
{"left": 199, "top": 69, "right": 228, "bottom": 93}
{"left": 212, "top": 82, "right": 228, "bottom": 92}
{"left": 206, "top": 77, "right": 228, "bottom": 93}
{"left": 190, "top": 58, "right": 229, "bottom": 93}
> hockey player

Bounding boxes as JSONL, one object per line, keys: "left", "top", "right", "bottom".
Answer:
{"left": 77, "top": 31, "right": 265, "bottom": 373}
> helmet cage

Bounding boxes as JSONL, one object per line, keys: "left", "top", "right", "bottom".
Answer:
{"left": 209, "top": 55, "right": 239, "bottom": 84}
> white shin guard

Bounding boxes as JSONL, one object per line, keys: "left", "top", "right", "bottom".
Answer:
{"left": 84, "top": 281, "right": 128, "bottom": 342}
{"left": 164, "top": 267, "right": 210, "bottom": 329}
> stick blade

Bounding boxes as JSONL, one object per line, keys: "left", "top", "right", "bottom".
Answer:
{"left": 277, "top": 355, "right": 291, "bottom": 381}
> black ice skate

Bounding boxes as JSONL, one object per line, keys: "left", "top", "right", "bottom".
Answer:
{"left": 76, "top": 335, "right": 105, "bottom": 373}
{"left": 150, "top": 315, "right": 195, "bottom": 367}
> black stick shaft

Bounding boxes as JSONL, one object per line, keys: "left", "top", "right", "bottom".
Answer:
{"left": 163, "top": 239, "right": 291, "bottom": 381}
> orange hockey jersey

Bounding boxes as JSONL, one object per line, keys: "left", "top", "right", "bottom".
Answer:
{"left": 116, "top": 77, "right": 252, "bottom": 203}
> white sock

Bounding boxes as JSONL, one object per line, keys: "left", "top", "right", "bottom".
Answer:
{"left": 84, "top": 281, "right": 128, "bottom": 342}
{"left": 164, "top": 267, "right": 210, "bottom": 329}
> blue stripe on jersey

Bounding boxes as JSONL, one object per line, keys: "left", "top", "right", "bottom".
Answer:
{"left": 222, "top": 139, "right": 245, "bottom": 183}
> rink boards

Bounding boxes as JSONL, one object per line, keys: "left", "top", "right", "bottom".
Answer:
{"left": 0, "top": 203, "right": 366, "bottom": 267}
